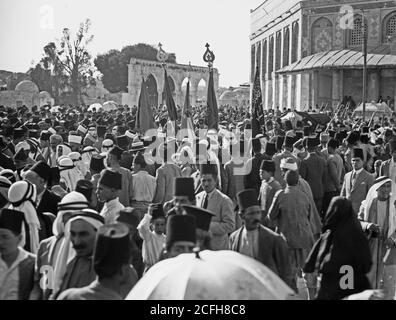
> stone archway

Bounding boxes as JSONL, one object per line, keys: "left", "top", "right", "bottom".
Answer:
{"left": 146, "top": 74, "right": 158, "bottom": 107}
{"left": 123, "top": 58, "right": 219, "bottom": 107}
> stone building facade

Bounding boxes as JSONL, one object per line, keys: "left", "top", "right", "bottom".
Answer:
{"left": 250, "top": 0, "right": 396, "bottom": 111}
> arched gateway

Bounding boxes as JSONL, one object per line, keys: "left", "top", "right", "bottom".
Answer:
{"left": 122, "top": 58, "right": 219, "bottom": 107}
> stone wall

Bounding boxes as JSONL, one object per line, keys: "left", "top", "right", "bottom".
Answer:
{"left": 0, "top": 91, "right": 38, "bottom": 108}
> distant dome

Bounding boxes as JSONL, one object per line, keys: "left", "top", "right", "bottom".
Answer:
{"left": 39, "top": 91, "right": 51, "bottom": 98}
{"left": 15, "top": 80, "right": 39, "bottom": 94}
{"left": 220, "top": 90, "right": 235, "bottom": 100}
{"left": 233, "top": 88, "right": 249, "bottom": 94}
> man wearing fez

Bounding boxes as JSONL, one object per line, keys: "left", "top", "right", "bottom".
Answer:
{"left": 89, "top": 154, "right": 106, "bottom": 195}
{"left": 259, "top": 160, "right": 282, "bottom": 223}
{"left": 273, "top": 135, "right": 298, "bottom": 188}
{"left": 0, "top": 208, "right": 36, "bottom": 300}
{"left": 117, "top": 135, "right": 134, "bottom": 170}
{"left": 244, "top": 137, "right": 265, "bottom": 194}
{"left": 137, "top": 203, "right": 166, "bottom": 272}
{"left": 268, "top": 170, "right": 317, "bottom": 293}
{"left": 164, "top": 214, "right": 197, "bottom": 258}
{"left": 76, "top": 179, "right": 98, "bottom": 210}
{"left": 58, "top": 223, "right": 138, "bottom": 300}
{"left": 340, "top": 148, "right": 375, "bottom": 214}
{"left": 131, "top": 151, "right": 156, "bottom": 219}
{"left": 97, "top": 169, "right": 124, "bottom": 225}
{"left": 117, "top": 208, "right": 144, "bottom": 278}
{"left": 52, "top": 210, "right": 105, "bottom": 299}
{"left": 106, "top": 145, "right": 133, "bottom": 207}
{"left": 224, "top": 139, "right": 247, "bottom": 208}
{"left": 152, "top": 142, "right": 182, "bottom": 204}
{"left": 196, "top": 163, "right": 235, "bottom": 251}
{"left": 24, "top": 161, "right": 60, "bottom": 216}
{"left": 181, "top": 204, "right": 215, "bottom": 250}
{"left": 230, "top": 189, "right": 293, "bottom": 287}
{"left": 164, "top": 177, "right": 196, "bottom": 216}
{"left": 39, "top": 130, "right": 52, "bottom": 164}
{"left": 263, "top": 141, "right": 277, "bottom": 160}
{"left": 299, "top": 137, "right": 327, "bottom": 216}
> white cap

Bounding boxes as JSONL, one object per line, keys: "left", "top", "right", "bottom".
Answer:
{"left": 68, "top": 135, "right": 82, "bottom": 144}
{"left": 125, "top": 130, "right": 136, "bottom": 139}
{"left": 77, "top": 125, "right": 88, "bottom": 134}
{"left": 68, "top": 152, "right": 82, "bottom": 162}
{"left": 102, "top": 139, "right": 114, "bottom": 148}
{"left": 58, "top": 157, "right": 74, "bottom": 168}
{"left": 15, "top": 141, "right": 30, "bottom": 153}
{"left": 48, "top": 127, "right": 57, "bottom": 135}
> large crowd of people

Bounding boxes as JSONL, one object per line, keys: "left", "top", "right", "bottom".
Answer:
{"left": 0, "top": 100, "right": 396, "bottom": 300}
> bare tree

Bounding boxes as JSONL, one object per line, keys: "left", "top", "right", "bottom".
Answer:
{"left": 42, "top": 19, "right": 98, "bottom": 105}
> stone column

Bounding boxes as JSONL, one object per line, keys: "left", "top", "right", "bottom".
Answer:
{"left": 263, "top": 39, "right": 270, "bottom": 110}
{"left": 299, "top": 73, "right": 310, "bottom": 111}
{"left": 278, "top": 74, "right": 288, "bottom": 109}
{"left": 278, "top": 74, "right": 284, "bottom": 109}
{"left": 273, "top": 74, "right": 279, "bottom": 109}
{"left": 332, "top": 70, "right": 341, "bottom": 109}
{"left": 311, "top": 71, "right": 319, "bottom": 108}
{"left": 287, "top": 74, "right": 293, "bottom": 110}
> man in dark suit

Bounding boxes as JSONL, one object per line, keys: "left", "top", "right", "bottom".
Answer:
{"left": 340, "top": 148, "right": 375, "bottom": 214}
{"left": 24, "top": 161, "right": 59, "bottom": 239}
{"left": 229, "top": 189, "right": 294, "bottom": 290}
{"left": 299, "top": 137, "right": 327, "bottom": 215}
{"left": 244, "top": 137, "right": 265, "bottom": 194}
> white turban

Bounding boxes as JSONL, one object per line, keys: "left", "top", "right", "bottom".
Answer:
{"left": 68, "top": 134, "right": 82, "bottom": 145}
{"left": 280, "top": 158, "right": 298, "bottom": 171}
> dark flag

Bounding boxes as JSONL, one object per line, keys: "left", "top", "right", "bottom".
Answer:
{"left": 137, "top": 77, "right": 156, "bottom": 133}
{"left": 181, "top": 80, "right": 190, "bottom": 130}
{"left": 251, "top": 66, "right": 263, "bottom": 138}
{"left": 164, "top": 69, "right": 178, "bottom": 121}
{"left": 207, "top": 68, "right": 218, "bottom": 131}
{"left": 181, "top": 81, "right": 196, "bottom": 140}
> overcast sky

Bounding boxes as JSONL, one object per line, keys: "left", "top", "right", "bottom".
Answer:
{"left": 0, "top": 0, "right": 264, "bottom": 87}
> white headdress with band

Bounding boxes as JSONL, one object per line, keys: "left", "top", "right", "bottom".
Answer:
{"left": 362, "top": 176, "right": 396, "bottom": 239}
{"left": 8, "top": 181, "right": 40, "bottom": 254}
{"left": 52, "top": 212, "right": 103, "bottom": 295}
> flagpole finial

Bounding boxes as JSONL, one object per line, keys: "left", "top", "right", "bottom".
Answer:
{"left": 203, "top": 43, "right": 215, "bottom": 70}
{"left": 157, "top": 42, "right": 169, "bottom": 68}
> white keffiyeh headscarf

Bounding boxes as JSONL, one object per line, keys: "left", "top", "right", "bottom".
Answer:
{"left": 52, "top": 209, "right": 103, "bottom": 295}
{"left": 58, "top": 157, "right": 84, "bottom": 192}
{"left": 69, "top": 151, "right": 88, "bottom": 178}
{"left": 361, "top": 176, "right": 396, "bottom": 239}
{"left": 81, "top": 146, "right": 97, "bottom": 174}
{"left": 8, "top": 181, "right": 40, "bottom": 254}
